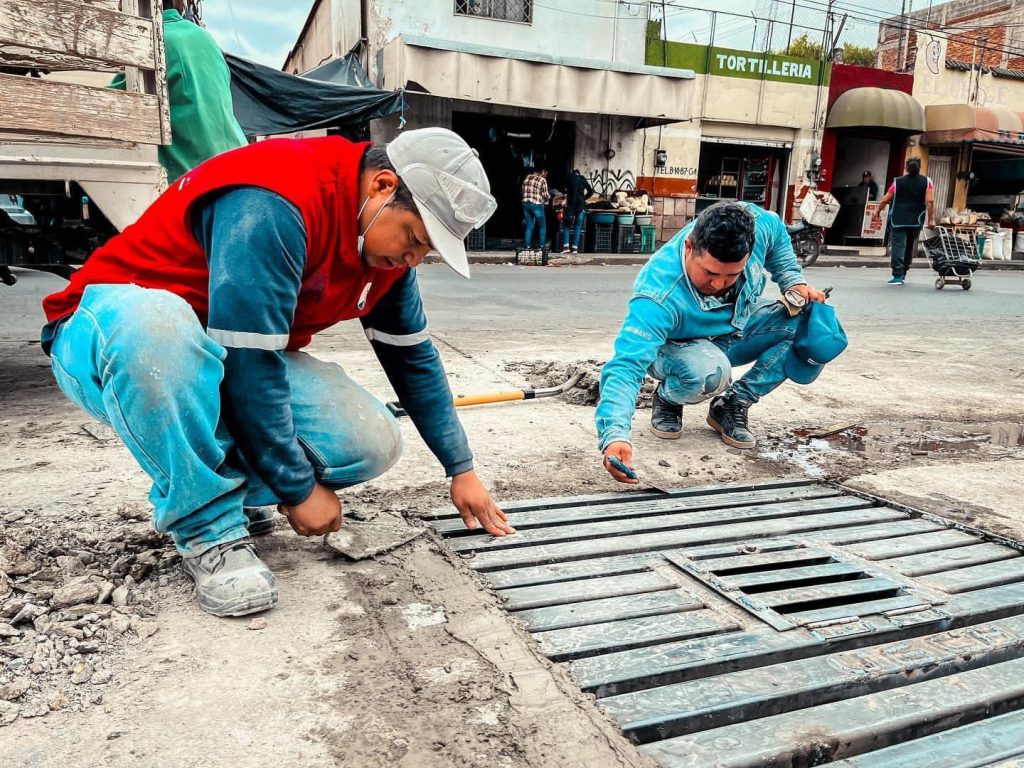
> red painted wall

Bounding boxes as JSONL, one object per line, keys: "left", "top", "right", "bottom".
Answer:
{"left": 819, "top": 64, "right": 916, "bottom": 195}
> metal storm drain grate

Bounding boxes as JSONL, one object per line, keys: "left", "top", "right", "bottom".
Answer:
{"left": 426, "top": 480, "right": 1024, "bottom": 767}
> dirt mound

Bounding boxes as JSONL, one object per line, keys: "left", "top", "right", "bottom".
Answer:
{"left": 504, "top": 359, "right": 657, "bottom": 408}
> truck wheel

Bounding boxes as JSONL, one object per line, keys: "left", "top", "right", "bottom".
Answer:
{"left": 962, "top": 278, "right": 972, "bottom": 291}
{"left": 934, "top": 278, "right": 944, "bottom": 290}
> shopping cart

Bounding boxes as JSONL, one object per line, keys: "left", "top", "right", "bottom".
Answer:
{"left": 921, "top": 226, "right": 981, "bottom": 290}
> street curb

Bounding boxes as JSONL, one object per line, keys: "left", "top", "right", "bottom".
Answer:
{"left": 427, "top": 253, "right": 1024, "bottom": 271}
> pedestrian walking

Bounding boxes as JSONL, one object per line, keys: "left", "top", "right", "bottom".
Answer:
{"left": 875, "top": 158, "right": 935, "bottom": 285}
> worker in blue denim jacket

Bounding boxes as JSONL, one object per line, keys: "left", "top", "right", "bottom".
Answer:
{"left": 596, "top": 202, "right": 829, "bottom": 484}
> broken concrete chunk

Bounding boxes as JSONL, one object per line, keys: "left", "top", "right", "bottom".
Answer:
{"left": 96, "top": 582, "right": 115, "bottom": 605}
{"left": 110, "top": 586, "right": 129, "bottom": 608}
{"left": 0, "top": 700, "right": 18, "bottom": 727}
{"left": 50, "top": 583, "right": 100, "bottom": 609}
{"left": 0, "top": 624, "right": 18, "bottom": 639}
{"left": 108, "top": 613, "right": 131, "bottom": 635}
{"left": 47, "top": 691, "right": 69, "bottom": 711}
{"left": 0, "top": 572, "right": 9, "bottom": 601}
{"left": 10, "top": 604, "right": 46, "bottom": 626}
{"left": 0, "top": 678, "right": 31, "bottom": 701}
{"left": 70, "top": 661, "right": 93, "bottom": 685}
{"left": 129, "top": 616, "right": 158, "bottom": 639}
{"left": 246, "top": 617, "right": 268, "bottom": 631}
{"left": 19, "top": 700, "right": 48, "bottom": 719}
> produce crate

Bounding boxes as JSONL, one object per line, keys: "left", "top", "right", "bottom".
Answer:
{"left": 615, "top": 226, "right": 638, "bottom": 253}
{"left": 639, "top": 225, "right": 657, "bottom": 254}
{"left": 515, "top": 247, "right": 548, "bottom": 266}
{"left": 593, "top": 223, "right": 614, "bottom": 253}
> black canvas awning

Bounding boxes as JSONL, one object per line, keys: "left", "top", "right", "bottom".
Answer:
{"left": 225, "top": 53, "right": 404, "bottom": 138}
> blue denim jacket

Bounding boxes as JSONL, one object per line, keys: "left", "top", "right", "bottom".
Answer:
{"left": 596, "top": 203, "right": 806, "bottom": 450}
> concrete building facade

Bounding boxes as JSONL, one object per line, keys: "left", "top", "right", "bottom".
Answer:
{"left": 284, "top": 0, "right": 695, "bottom": 248}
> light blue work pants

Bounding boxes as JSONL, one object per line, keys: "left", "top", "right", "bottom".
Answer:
{"left": 48, "top": 284, "right": 402, "bottom": 556}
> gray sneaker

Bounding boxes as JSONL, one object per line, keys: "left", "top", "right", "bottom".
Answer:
{"left": 181, "top": 539, "right": 277, "bottom": 617}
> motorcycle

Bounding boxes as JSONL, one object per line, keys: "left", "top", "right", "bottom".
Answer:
{"left": 787, "top": 220, "right": 824, "bottom": 267}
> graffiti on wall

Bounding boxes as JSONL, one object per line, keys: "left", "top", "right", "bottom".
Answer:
{"left": 585, "top": 168, "right": 636, "bottom": 196}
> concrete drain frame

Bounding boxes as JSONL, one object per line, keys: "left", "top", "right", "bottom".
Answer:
{"left": 426, "top": 479, "right": 1024, "bottom": 768}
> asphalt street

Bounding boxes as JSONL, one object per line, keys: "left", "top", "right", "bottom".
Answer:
{"left": 4, "top": 264, "right": 1023, "bottom": 343}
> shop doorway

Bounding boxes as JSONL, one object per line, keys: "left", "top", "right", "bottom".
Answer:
{"left": 927, "top": 154, "right": 954, "bottom": 214}
{"left": 696, "top": 140, "right": 790, "bottom": 216}
{"left": 452, "top": 111, "right": 576, "bottom": 245}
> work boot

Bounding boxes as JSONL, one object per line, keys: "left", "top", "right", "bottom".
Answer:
{"left": 707, "top": 393, "right": 757, "bottom": 449}
{"left": 244, "top": 506, "right": 276, "bottom": 537}
{"left": 181, "top": 539, "right": 277, "bottom": 618}
{"left": 650, "top": 385, "right": 683, "bottom": 439}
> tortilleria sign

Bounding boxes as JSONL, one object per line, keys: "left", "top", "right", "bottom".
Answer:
{"left": 646, "top": 27, "right": 829, "bottom": 87}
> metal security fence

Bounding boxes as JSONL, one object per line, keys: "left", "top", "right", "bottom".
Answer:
{"left": 454, "top": 0, "right": 532, "bottom": 24}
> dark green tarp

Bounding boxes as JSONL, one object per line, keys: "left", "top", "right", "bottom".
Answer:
{"left": 225, "top": 53, "right": 404, "bottom": 138}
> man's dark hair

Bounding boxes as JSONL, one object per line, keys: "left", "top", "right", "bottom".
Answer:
{"left": 906, "top": 157, "right": 922, "bottom": 176}
{"left": 862, "top": 170, "right": 872, "bottom": 177}
{"left": 689, "top": 202, "right": 755, "bottom": 263}
{"left": 359, "top": 146, "right": 418, "bottom": 214}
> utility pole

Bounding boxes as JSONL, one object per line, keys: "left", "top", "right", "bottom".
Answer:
{"left": 897, "top": 0, "right": 907, "bottom": 70}
{"left": 786, "top": 0, "right": 796, "bottom": 54}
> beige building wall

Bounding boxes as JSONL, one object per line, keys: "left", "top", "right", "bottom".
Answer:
{"left": 636, "top": 73, "right": 824, "bottom": 231}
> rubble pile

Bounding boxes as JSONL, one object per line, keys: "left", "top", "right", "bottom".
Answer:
{"left": 504, "top": 360, "right": 658, "bottom": 408}
{"left": 0, "top": 509, "right": 177, "bottom": 727}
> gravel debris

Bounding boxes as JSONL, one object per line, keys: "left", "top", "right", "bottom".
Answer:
{"left": 0, "top": 520, "right": 181, "bottom": 726}
{"left": 246, "top": 617, "right": 268, "bottom": 631}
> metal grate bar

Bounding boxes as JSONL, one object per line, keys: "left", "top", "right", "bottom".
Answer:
{"left": 431, "top": 485, "right": 842, "bottom": 535}
{"left": 786, "top": 594, "right": 928, "bottom": 625}
{"left": 721, "top": 561, "right": 863, "bottom": 591}
{"left": 638, "top": 656, "right": 1024, "bottom": 767}
{"left": 498, "top": 570, "right": 673, "bottom": 611}
{"left": 513, "top": 589, "right": 703, "bottom": 633}
{"left": 534, "top": 609, "right": 740, "bottom": 662}
{"left": 827, "top": 709, "right": 1024, "bottom": 767}
{"left": 846, "top": 529, "right": 980, "bottom": 560}
{"left": 757, "top": 577, "right": 902, "bottom": 611}
{"left": 923, "top": 556, "right": 1024, "bottom": 594}
{"left": 451, "top": 497, "right": 873, "bottom": 553}
{"left": 882, "top": 543, "right": 1020, "bottom": 577}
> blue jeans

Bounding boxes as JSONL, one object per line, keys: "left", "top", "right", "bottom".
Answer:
{"left": 48, "top": 284, "right": 403, "bottom": 556}
{"left": 562, "top": 210, "right": 586, "bottom": 250}
{"left": 889, "top": 226, "right": 921, "bottom": 278}
{"left": 523, "top": 202, "right": 546, "bottom": 248}
{"left": 649, "top": 302, "right": 802, "bottom": 405}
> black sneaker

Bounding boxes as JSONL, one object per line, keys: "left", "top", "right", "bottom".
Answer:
{"left": 707, "top": 394, "right": 757, "bottom": 449}
{"left": 244, "top": 506, "right": 277, "bottom": 537}
{"left": 650, "top": 385, "right": 683, "bottom": 439}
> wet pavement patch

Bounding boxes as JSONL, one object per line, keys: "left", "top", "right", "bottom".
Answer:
{"left": 426, "top": 480, "right": 1024, "bottom": 767}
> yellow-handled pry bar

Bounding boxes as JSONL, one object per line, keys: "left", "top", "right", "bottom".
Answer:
{"left": 386, "top": 370, "right": 585, "bottom": 418}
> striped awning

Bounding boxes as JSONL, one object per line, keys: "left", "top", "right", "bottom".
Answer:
{"left": 923, "top": 104, "right": 1024, "bottom": 145}
{"left": 825, "top": 87, "right": 925, "bottom": 133}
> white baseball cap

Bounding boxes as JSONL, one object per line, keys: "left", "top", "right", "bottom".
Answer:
{"left": 386, "top": 128, "right": 497, "bottom": 278}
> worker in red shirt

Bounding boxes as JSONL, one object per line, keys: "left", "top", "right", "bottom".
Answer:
{"left": 41, "top": 129, "right": 514, "bottom": 618}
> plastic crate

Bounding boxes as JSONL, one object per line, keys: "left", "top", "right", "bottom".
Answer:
{"left": 465, "top": 225, "right": 486, "bottom": 251}
{"left": 515, "top": 247, "right": 548, "bottom": 266}
{"left": 593, "top": 223, "right": 614, "bottom": 253}
{"left": 639, "top": 225, "right": 656, "bottom": 254}
{"left": 615, "top": 226, "right": 638, "bottom": 253}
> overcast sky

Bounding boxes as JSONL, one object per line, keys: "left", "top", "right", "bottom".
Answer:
{"left": 202, "top": 1, "right": 314, "bottom": 69}
{"left": 199, "top": 0, "right": 893, "bottom": 70}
